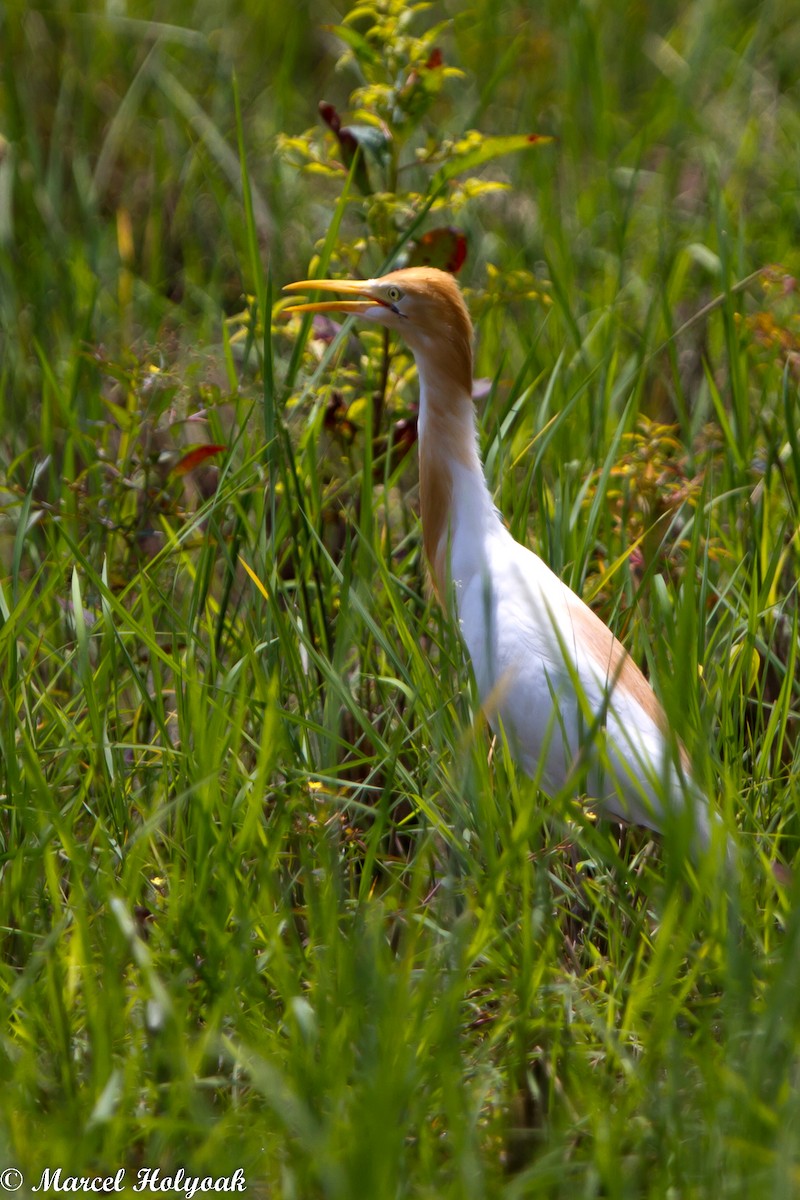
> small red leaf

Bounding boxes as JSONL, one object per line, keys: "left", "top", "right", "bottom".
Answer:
{"left": 406, "top": 227, "right": 468, "bottom": 275}
{"left": 425, "top": 48, "right": 443, "bottom": 69}
{"left": 391, "top": 417, "right": 418, "bottom": 456}
{"left": 171, "top": 444, "right": 226, "bottom": 478}
{"left": 319, "top": 101, "right": 341, "bottom": 134}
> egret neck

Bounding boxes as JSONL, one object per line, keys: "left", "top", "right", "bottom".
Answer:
{"left": 416, "top": 360, "right": 499, "bottom": 598}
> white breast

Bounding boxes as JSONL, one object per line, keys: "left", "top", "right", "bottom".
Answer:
{"left": 451, "top": 514, "right": 710, "bottom": 843}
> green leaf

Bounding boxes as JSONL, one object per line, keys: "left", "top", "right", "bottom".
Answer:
{"left": 345, "top": 123, "right": 392, "bottom": 167}
{"left": 433, "top": 131, "right": 553, "bottom": 187}
{"left": 99, "top": 395, "right": 136, "bottom": 431}
{"left": 325, "top": 23, "right": 381, "bottom": 67}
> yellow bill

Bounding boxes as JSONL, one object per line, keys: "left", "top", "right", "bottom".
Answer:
{"left": 282, "top": 277, "right": 385, "bottom": 316}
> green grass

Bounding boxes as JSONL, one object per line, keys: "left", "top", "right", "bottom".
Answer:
{"left": 1, "top": 1, "right": 800, "bottom": 1195}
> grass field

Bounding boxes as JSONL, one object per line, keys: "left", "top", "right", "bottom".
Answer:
{"left": 2, "top": 1, "right": 800, "bottom": 1195}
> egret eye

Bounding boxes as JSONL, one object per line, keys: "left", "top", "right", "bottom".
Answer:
{"left": 386, "top": 286, "right": 402, "bottom": 303}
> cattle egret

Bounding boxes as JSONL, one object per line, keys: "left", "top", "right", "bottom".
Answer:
{"left": 284, "top": 267, "right": 723, "bottom": 856}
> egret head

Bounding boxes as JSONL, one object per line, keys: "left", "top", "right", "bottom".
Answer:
{"left": 284, "top": 266, "right": 474, "bottom": 394}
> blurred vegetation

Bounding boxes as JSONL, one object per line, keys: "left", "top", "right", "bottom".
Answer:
{"left": 1, "top": 0, "right": 800, "bottom": 1195}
